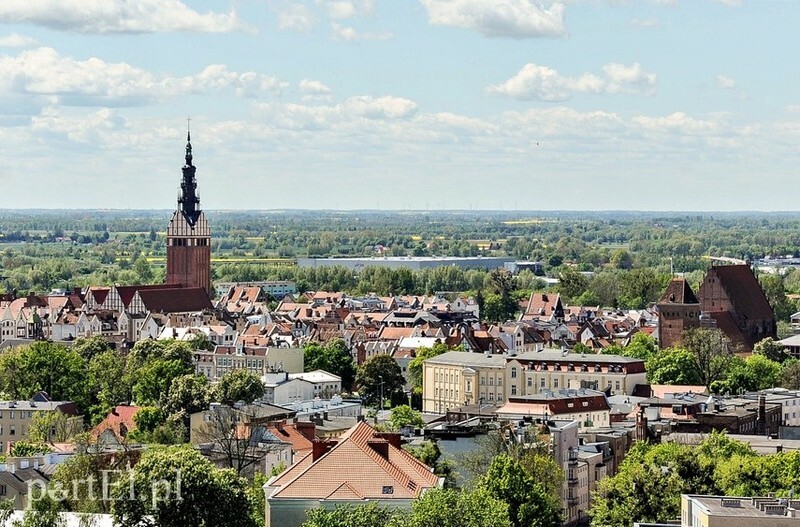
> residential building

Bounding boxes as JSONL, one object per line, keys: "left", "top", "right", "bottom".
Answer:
{"left": 264, "top": 421, "right": 442, "bottom": 527}
{"left": 507, "top": 351, "right": 647, "bottom": 397}
{"left": 0, "top": 393, "right": 81, "bottom": 453}
{"left": 681, "top": 495, "right": 800, "bottom": 527}
{"left": 193, "top": 345, "right": 303, "bottom": 381}
{"left": 288, "top": 370, "right": 342, "bottom": 399}
{"left": 497, "top": 389, "right": 611, "bottom": 429}
{"left": 297, "top": 256, "right": 513, "bottom": 271}
{"left": 422, "top": 351, "right": 507, "bottom": 413}
{"left": 263, "top": 372, "right": 315, "bottom": 405}
{"left": 90, "top": 405, "right": 140, "bottom": 444}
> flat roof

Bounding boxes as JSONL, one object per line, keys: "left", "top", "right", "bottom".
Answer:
{"left": 424, "top": 350, "right": 507, "bottom": 367}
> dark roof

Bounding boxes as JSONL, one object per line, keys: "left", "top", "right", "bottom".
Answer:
{"left": 137, "top": 287, "right": 212, "bottom": 313}
{"left": 708, "top": 265, "right": 774, "bottom": 321}
{"left": 659, "top": 278, "right": 699, "bottom": 304}
{"left": 117, "top": 283, "right": 182, "bottom": 307}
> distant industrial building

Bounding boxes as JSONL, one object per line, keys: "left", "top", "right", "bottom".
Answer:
{"left": 505, "top": 261, "right": 545, "bottom": 275}
{"left": 214, "top": 281, "right": 297, "bottom": 299}
{"left": 297, "top": 256, "right": 514, "bottom": 271}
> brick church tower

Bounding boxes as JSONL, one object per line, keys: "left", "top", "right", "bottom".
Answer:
{"left": 166, "top": 132, "right": 211, "bottom": 296}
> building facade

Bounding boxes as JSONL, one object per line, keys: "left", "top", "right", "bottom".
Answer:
{"left": 166, "top": 132, "right": 212, "bottom": 296}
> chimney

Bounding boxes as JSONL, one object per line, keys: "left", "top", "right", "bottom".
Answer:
{"left": 375, "top": 432, "right": 402, "bottom": 450}
{"left": 312, "top": 440, "right": 332, "bottom": 461}
{"left": 323, "top": 411, "right": 329, "bottom": 421}
{"left": 295, "top": 421, "right": 317, "bottom": 440}
{"left": 111, "top": 407, "right": 119, "bottom": 416}
{"left": 368, "top": 439, "right": 390, "bottom": 460}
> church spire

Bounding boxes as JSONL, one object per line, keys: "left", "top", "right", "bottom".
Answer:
{"left": 178, "top": 122, "right": 200, "bottom": 225}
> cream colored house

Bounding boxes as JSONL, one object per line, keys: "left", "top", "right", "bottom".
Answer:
{"left": 422, "top": 352, "right": 507, "bottom": 413}
{"left": 506, "top": 351, "right": 647, "bottom": 397}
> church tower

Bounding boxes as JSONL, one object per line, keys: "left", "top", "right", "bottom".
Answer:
{"left": 166, "top": 131, "right": 212, "bottom": 296}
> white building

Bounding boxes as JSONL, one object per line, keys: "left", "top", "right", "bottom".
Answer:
{"left": 288, "top": 370, "right": 342, "bottom": 399}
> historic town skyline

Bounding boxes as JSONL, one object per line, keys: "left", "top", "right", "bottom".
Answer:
{"left": 0, "top": 1, "right": 797, "bottom": 211}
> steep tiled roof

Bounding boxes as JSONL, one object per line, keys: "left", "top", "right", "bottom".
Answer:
{"left": 268, "top": 421, "right": 439, "bottom": 501}
{"left": 707, "top": 265, "right": 774, "bottom": 321}
{"left": 91, "top": 405, "right": 140, "bottom": 441}
{"left": 117, "top": 284, "right": 182, "bottom": 307}
{"left": 137, "top": 287, "right": 212, "bottom": 313}
{"left": 659, "top": 278, "right": 699, "bottom": 304}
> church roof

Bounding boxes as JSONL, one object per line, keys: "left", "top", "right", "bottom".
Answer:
{"left": 659, "top": 278, "right": 699, "bottom": 304}
{"left": 136, "top": 287, "right": 212, "bottom": 313}
{"left": 707, "top": 265, "right": 774, "bottom": 321}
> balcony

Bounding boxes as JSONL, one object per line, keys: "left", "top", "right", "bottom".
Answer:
{"left": 567, "top": 476, "right": 578, "bottom": 486}
{"left": 567, "top": 495, "right": 579, "bottom": 506}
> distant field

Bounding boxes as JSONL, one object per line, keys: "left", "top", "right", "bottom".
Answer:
{"left": 502, "top": 219, "right": 557, "bottom": 225}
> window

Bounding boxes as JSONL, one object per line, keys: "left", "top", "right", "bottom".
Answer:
{"left": 9, "top": 426, "right": 15, "bottom": 436}
{"left": 511, "top": 368, "right": 517, "bottom": 379}
{"left": 0, "top": 485, "right": 6, "bottom": 496}
{"left": 540, "top": 378, "right": 546, "bottom": 388}
{"left": 527, "top": 378, "right": 533, "bottom": 387}
{"left": 382, "top": 486, "right": 394, "bottom": 495}
{"left": 511, "top": 385, "right": 517, "bottom": 395}
{"left": 554, "top": 379, "right": 559, "bottom": 388}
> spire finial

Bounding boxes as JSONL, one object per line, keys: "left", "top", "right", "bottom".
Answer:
{"left": 185, "top": 116, "right": 193, "bottom": 166}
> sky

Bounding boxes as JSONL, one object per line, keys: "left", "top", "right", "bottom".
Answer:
{"left": 0, "top": 0, "right": 798, "bottom": 211}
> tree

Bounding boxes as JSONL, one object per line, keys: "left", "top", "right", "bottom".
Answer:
{"left": 87, "top": 350, "right": 129, "bottom": 424}
{"left": 112, "top": 445, "right": 258, "bottom": 527}
{"left": 302, "top": 503, "right": 402, "bottom": 527}
{"left": 722, "top": 354, "right": 781, "bottom": 394}
{"left": 646, "top": 347, "right": 703, "bottom": 385}
{"left": 753, "top": 337, "right": 790, "bottom": 363}
{"left": 610, "top": 249, "right": 633, "bottom": 270}
{"left": 621, "top": 333, "right": 658, "bottom": 361}
{"left": 356, "top": 354, "right": 405, "bottom": 408}
{"left": 215, "top": 369, "right": 264, "bottom": 405}
{"left": 71, "top": 335, "right": 112, "bottom": 362}
{"left": 194, "top": 404, "right": 278, "bottom": 476}
{"left": 161, "top": 374, "right": 212, "bottom": 438}
{"left": 303, "top": 338, "right": 356, "bottom": 391}
{"left": 780, "top": 360, "right": 800, "bottom": 390}
{"left": 9, "top": 440, "right": 52, "bottom": 457}
{"left": 682, "top": 328, "right": 735, "bottom": 389}
{"left": 479, "top": 454, "right": 561, "bottom": 527}
{"left": 390, "top": 405, "right": 424, "bottom": 430}
{"left": 408, "top": 487, "right": 511, "bottom": 527}
{"left": 28, "top": 411, "right": 83, "bottom": 444}
{"left": 0, "top": 342, "right": 89, "bottom": 411}
{"left": 557, "top": 267, "right": 588, "bottom": 302}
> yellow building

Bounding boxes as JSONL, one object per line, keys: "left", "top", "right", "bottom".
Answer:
{"left": 422, "top": 352, "right": 506, "bottom": 413}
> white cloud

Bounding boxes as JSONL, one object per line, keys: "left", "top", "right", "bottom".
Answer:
{"left": 716, "top": 75, "right": 737, "bottom": 89}
{"left": 299, "top": 79, "right": 332, "bottom": 95}
{"left": 0, "top": 0, "right": 248, "bottom": 34}
{"left": 31, "top": 106, "right": 126, "bottom": 143}
{"left": 0, "top": 48, "right": 288, "bottom": 107}
{"left": 487, "top": 62, "right": 656, "bottom": 101}
{"left": 256, "top": 95, "right": 418, "bottom": 130}
{"left": 0, "top": 33, "right": 38, "bottom": 48}
{"left": 275, "top": 2, "right": 318, "bottom": 33}
{"left": 419, "top": 0, "right": 566, "bottom": 38}
{"left": 330, "top": 22, "right": 392, "bottom": 41}
{"left": 322, "top": 0, "right": 375, "bottom": 20}
{"left": 711, "top": 0, "right": 743, "bottom": 6}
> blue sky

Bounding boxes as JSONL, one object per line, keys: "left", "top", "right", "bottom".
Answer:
{"left": 0, "top": 0, "right": 798, "bottom": 211}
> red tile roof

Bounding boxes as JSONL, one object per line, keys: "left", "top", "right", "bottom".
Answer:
{"left": 659, "top": 278, "right": 699, "bottom": 304}
{"left": 90, "top": 405, "right": 140, "bottom": 441}
{"left": 268, "top": 421, "right": 439, "bottom": 501}
{"left": 137, "top": 287, "right": 212, "bottom": 313}
{"left": 707, "top": 265, "right": 774, "bottom": 321}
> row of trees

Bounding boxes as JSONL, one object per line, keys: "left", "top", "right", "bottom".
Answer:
{"left": 590, "top": 432, "right": 800, "bottom": 526}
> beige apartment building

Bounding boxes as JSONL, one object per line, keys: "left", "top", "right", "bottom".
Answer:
{"left": 507, "top": 351, "right": 647, "bottom": 397}
{"left": 0, "top": 395, "right": 80, "bottom": 453}
{"left": 422, "top": 350, "right": 647, "bottom": 414}
{"left": 422, "top": 352, "right": 506, "bottom": 413}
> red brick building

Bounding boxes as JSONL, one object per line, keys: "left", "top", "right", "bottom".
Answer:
{"left": 657, "top": 264, "right": 776, "bottom": 352}
{"left": 166, "top": 132, "right": 212, "bottom": 296}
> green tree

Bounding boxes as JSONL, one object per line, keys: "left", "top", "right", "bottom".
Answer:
{"left": 479, "top": 454, "right": 561, "bottom": 527}
{"left": 556, "top": 267, "right": 588, "bottom": 302}
{"left": 71, "top": 335, "right": 112, "bottom": 362}
{"left": 87, "top": 349, "right": 129, "bottom": 424}
{"left": 408, "top": 487, "right": 511, "bottom": 527}
{"left": 753, "top": 337, "right": 790, "bottom": 363}
{"left": 112, "top": 446, "right": 258, "bottom": 527}
{"left": 610, "top": 249, "right": 633, "bottom": 270}
{"left": 215, "top": 369, "right": 265, "bottom": 405}
{"left": 304, "top": 338, "right": 356, "bottom": 391}
{"left": 356, "top": 354, "right": 406, "bottom": 408}
{"left": 301, "top": 503, "right": 402, "bottom": 527}
{"left": 0, "top": 342, "right": 89, "bottom": 411}
{"left": 9, "top": 440, "right": 52, "bottom": 457}
{"left": 389, "top": 404, "right": 424, "bottom": 430}
{"left": 28, "top": 411, "right": 83, "bottom": 444}
{"left": 162, "top": 374, "right": 212, "bottom": 431}
{"left": 780, "top": 360, "right": 800, "bottom": 390}
{"left": 682, "top": 328, "right": 735, "bottom": 389}
{"left": 646, "top": 347, "right": 703, "bottom": 385}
